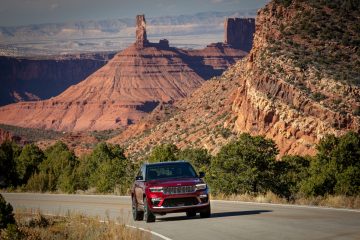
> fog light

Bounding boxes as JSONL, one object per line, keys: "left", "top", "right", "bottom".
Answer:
{"left": 151, "top": 198, "right": 162, "bottom": 205}
{"left": 199, "top": 194, "right": 208, "bottom": 198}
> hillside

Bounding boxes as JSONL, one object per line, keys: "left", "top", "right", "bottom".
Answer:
{"left": 109, "top": 0, "right": 360, "bottom": 157}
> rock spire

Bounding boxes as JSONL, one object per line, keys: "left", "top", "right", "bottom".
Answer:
{"left": 135, "top": 14, "right": 149, "bottom": 49}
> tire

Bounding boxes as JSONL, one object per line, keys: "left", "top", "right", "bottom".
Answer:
{"left": 186, "top": 211, "right": 196, "bottom": 217}
{"left": 200, "top": 205, "right": 211, "bottom": 218}
{"left": 144, "top": 197, "right": 156, "bottom": 223}
{"left": 132, "top": 197, "right": 144, "bottom": 221}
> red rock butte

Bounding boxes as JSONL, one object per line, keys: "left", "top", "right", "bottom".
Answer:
{"left": 0, "top": 15, "right": 252, "bottom": 131}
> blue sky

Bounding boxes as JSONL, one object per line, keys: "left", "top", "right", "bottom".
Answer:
{"left": 0, "top": 0, "right": 269, "bottom": 27}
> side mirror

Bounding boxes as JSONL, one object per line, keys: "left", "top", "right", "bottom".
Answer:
{"left": 135, "top": 176, "right": 143, "bottom": 181}
{"left": 199, "top": 172, "right": 205, "bottom": 178}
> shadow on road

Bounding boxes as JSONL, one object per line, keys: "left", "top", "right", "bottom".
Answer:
{"left": 157, "top": 210, "right": 272, "bottom": 222}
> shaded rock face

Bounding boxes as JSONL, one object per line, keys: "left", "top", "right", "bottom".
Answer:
{"left": 136, "top": 15, "right": 149, "bottom": 49}
{"left": 0, "top": 53, "right": 115, "bottom": 106}
{"left": 225, "top": 18, "right": 255, "bottom": 52}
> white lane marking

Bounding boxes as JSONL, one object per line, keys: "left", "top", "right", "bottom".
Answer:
{"left": 98, "top": 220, "right": 172, "bottom": 240}
{"left": 126, "top": 224, "right": 173, "bottom": 240}
{"left": 212, "top": 200, "right": 360, "bottom": 213}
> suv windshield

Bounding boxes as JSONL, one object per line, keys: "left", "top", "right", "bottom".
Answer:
{"left": 146, "top": 162, "right": 197, "bottom": 181}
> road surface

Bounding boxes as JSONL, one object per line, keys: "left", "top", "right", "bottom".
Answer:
{"left": 2, "top": 193, "right": 360, "bottom": 240}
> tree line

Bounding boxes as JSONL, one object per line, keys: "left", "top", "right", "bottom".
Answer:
{"left": 0, "top": 141, "right": 134, "bottom": 194}
{"left": 0, "top": 132, "right": 359, "bottom": 199}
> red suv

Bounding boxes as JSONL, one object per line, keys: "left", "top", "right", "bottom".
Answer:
{"left": 131, "top": 161, "right": 211, "bottom": 222}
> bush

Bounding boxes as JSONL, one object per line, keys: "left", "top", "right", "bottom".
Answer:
{"left": 178, "top": 148, "right": 211, "bottom": 173}
{"left": 311, "top": 92, "right": 327, "bottom": 102}
{"left": 147, "top": 143, "right": 179, "bottom": 163}
{"left": 16, "top": 144, "right": 44, "bottom": 185}
{"left": 0, "top": 141, "right": 21, "bottom": 188}
{"left": 273, "top": 155, "right": 310, "bottom": 199}
{"left": 26, "top": 141, "right": 77, "bottom": 193}
{"left": 75, "top": 142, "right": 133, "bottom": 193}
{"left": 300, "top": 132, "right": 360, "bottom": 196}
{"left": 209, "top": 133, "right": 278, "bottom": 195}
{"left": 0, "top": 194, "right": 15, "bottom": 229}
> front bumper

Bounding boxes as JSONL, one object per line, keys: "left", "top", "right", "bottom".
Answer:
{"left": 147, "top": 190, "right": 210, "bottom": 214}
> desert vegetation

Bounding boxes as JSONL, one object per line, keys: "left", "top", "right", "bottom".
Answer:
{"left": 0, "top": 141, "right": 135, "bottom": 194}
{"left": 1, "top": 132, "right": 359, "bottom": 208}
{"left": 0, "top": 124, "right": 63, "bottom": 142}
{"left": 0, "top": 194, "right": 148, "bottom": 240}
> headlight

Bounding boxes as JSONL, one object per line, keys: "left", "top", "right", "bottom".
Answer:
{"left": 195, "top": 183, "right": 207, "bottom": 191}
{"left": 149, "top": 186, "right": 163, "bottom": 192}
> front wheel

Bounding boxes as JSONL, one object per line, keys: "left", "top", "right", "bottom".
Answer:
{"left": 200, "top": 205, "right": 211, "bottom": 218}
{"left": 132, "top": 197, "right": 144, "bottom": 221}
{"left": 144, "top": 197, "right": 156, "bottom": 223}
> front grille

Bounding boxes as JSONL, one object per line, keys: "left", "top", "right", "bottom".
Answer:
{"left": 162, "top": 197, "right": 199, "bottom": 207}
{"left": 163, "top": 185, "right": 195, "bottom": 195}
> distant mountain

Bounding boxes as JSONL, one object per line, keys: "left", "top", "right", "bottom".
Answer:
{"left": 0, "top": 15, "right": 247, "bottom": 131}
{"left": 109, "top": 0, "right": 360, "bottom": 157}
{"left": 0, "top": 9, "right": 257, "bottom": 56}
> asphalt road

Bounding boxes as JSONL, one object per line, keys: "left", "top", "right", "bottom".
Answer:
{"left": 2, "top": 193, "right": 360, "bottom": 240}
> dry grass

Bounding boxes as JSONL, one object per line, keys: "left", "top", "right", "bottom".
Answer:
{"left": 294, "top": 195, "right": 360, "bottom": 209}
{"left": 1, "top": 210, "right": 150, "bottom": 240}
{"left": 211, "top": 192, "right": 360, "bottom": 209}
{"left": 211, "top": 192, "right": 288, "bottom": 204}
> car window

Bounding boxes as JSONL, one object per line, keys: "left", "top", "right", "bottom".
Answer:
{"left": 146, "top": 163, "right": 197, "bottom": 181}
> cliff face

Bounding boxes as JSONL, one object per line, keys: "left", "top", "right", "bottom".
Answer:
{"left": 0, "top": 53, "right": 115, "bottom": 106}
{"left": 231, "top": 0, "right": 359, "bottom": 155}
{"left": 225, "top": 18, "right": 255, "bottom": 52}
{"left": 109, "top": 1, "right": 360, "bottom": 158}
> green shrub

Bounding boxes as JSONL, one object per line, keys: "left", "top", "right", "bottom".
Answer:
{"left": 0, "top": 194, "right": 15, "bottom": 229}
{"left": 0, "top": 224, "right": 23, "bottom": 240}
{"left": 273, "top": 155, "right": 311, "bottom": 199}
{"left": 178, "top": 148, "right": 211, "bottom": 173}
{"left": 311, "top": 92, "right": 327, "bottom": 102}
{"left": 16, "top": 144, "right": 44, "bottom": 184}
{"left": 75, "top": 142, "right": 133, "bottom": 193}
{"left": 209, "top": 133, "right": 278, "bottom": 195}
{"left": 300, "top": 132, "right": 360, "bottom": 196}
{"left": 26, "top": 141, "right": 77, "bottom": 193}
{"left": 0, "top": 141, "right": 21, "bottom": 187}
{"left": 148, "top": 143, "right": 179, "bottom": 163}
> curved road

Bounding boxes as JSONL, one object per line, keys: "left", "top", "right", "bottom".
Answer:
{"left": 2, "top": 193, "right": 360, "bottom": 240}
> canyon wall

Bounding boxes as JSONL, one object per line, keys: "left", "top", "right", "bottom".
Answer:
{"left": 0, "top": 52, "right": 115, "bottom": 106}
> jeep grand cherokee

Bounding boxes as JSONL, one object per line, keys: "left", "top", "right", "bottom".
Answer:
{"left": 131, "top": 161, "right": 211, "bottom": 222}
